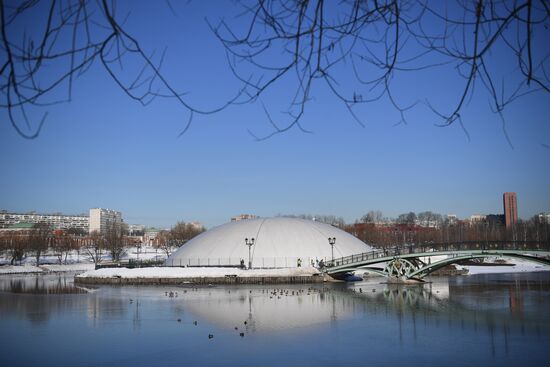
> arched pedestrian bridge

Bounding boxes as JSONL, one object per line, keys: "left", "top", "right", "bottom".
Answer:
{"left": 324, "top": 241, "right": 550, "bottom": 281}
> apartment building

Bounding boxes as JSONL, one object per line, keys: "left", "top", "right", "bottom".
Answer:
{"left": 89, "top": 208, "right": 123, "bottom": 234}
{"left": 0, "top": 210, "right": 89, "bottom": 230}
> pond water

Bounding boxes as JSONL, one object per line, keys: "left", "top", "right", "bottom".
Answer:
{"left": 1, "top": 272, "right": 549, "bottom": 366}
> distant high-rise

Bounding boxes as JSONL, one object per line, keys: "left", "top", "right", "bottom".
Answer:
{"left": 503, "top": 192, "right": 518, "bottom": 228}
{"left": 231, "top": 214, "right": 257, "bottom": 222}
{"left": 89, "top": 208, "right": 123, "bottom": 234}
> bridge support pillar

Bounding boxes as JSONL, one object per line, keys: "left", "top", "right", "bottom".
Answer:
{"left": 383, "top": 258, "right": 422, "bottom": 281}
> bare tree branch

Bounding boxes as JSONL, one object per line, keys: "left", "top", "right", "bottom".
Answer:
{"left": 1, "top": 0, "right": 548, "bottom": 142}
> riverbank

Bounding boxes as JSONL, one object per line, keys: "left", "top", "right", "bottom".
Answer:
{"left": 74, "top": 266, "right": 325, "bottom": 285}
{"left": 0, "top": 245, "right": 166, "bottom": 275}
{"left": 0, "top": 263, "right": 95, "bottom": 275}
{"left": 3, "top": 257, "right": 547, "bottom": 280}
{"left": 457, "top": 258, "right": 549, "bottom": 275}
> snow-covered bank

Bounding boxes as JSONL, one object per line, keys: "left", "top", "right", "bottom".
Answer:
{"left": 0, "top": 264, "right": 44, "bottom": 274}
{"left": 0, "top": 245, "right": 167, "bottom": 267}
{"left": 40, "top": 264, "right": 95, "bottom": 273}
{"left": 76, "top": 266, "right": 321, "bottom": 279}
{"left": 457, "top": 258, "right": 550, "bottom": 275}
{"left": 0, "top": 245, "right": 166, "bottom": 275}
{"left": 0, "top": 263, "right": 95, "bottom": 275}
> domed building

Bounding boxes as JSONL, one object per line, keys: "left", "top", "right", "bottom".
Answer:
{"left": 165, "top": 217, "right": 372, "bottom": 268}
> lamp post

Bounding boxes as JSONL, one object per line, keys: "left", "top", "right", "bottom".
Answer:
{"left": 245, "top": 237, "right": 255, "bottom": 269}
{"left": 328, "top": 237, "right": 336, "bottom": 262}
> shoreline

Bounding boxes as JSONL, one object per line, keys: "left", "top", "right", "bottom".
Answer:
{"left": 74, "top": 274, "right": 327, "bottom": 285}
{"left": 2, "top": 259, "right": 549, "bottom": 284}
{"left": 74, "top": 265, "right": 329, "bottom": 285}
{"left": 0, "top": 263, "right": 95, "bottom": 275}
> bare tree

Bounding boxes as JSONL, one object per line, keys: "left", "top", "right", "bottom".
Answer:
{"left": 277, "top": 213, "right": 345, "bottom": 227}
{"left": 361, "top": 210, "right": 384, "bottom": 224}
{"left": 1, "top": 232, "right": 27, "bottom": 265}
{"left": 417, "top": 211, "right": 443, "bottom": 227}
{"left": 52, "top": 231, "right": 77, "bottom": 264}
{"left": 348, "top": 212, "right": 550, "bottom": 247}
{"left": 153, "top": 229, "right": 174, "bottom": 258}
{"left": 0, "top": 0, "right": 239, "bottom": 139}
{"left": 2, "top": 1, "right": 547, "bottom": 142}
{"left": 397, "top": 212, "right": 417, "bottom": 225}
{"left": 104, "top": 221, "right": 125, "bottom": 262}
{"left": 29, "top": 223, "right": 52, "bottom": 265}
{"left": 66, "top": 227, "right": 87, "bottom": 237}
{"left": 83, "top": 231, "right": 104, "bottom": 265}
{"left": 170, "top": 221, "right": 205, "bottom": 248}
{"left": 212, "top": 0, "right": 549, "bottom": 142}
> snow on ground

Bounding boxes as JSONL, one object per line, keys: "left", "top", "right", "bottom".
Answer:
{"left": 457, "top": 258, "right": 550, "bottom": 275}
{"left": 0, "top": 245, "right": 167, "bottom": 266}
{"left": 77, "top": 266, "right": 321, "bottom": 279}
{"left": 3, "top": 248, "right": 549, "bottom": 277}
{"left": 0, "top": 263, "right": 95, "bottom": 274}
{"left": 122, "top": 247, "right": 166, "bottom": 262}
{"left": 0, "top": 264, "right": 43, "bottom": 274}
{"left": 0, "top": 245, "right": 167, "bottom": 274}
{"left": 40, "top": 264, "right": 95, "bottom": 273}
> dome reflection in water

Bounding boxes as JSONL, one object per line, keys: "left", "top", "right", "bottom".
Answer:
{"left": 0, "top": 272, "right": 549, "bottom": 366}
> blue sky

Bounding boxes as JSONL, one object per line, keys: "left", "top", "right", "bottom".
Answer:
{"left": 1, "top": 1, "right": 549, "bottom": 228}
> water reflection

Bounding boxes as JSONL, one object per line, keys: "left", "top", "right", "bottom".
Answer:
{"left": 1, "top": 272, "right": 549, "bottom": 335}
{"left": 0, "top": 275, "right": 88, "bottom": 294}
{"left": 1, "top": 272, "right": 549, "bottom": 366}
{"left": 158, "top": 273, "right": 550, "bottom": 340}
{"left": 0, "top": 274, "right": 127, "bottom": 326}
{"left": 179, "top": 286, "right": 354, "bottom": 332}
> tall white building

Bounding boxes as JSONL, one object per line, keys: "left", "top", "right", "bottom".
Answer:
{"left": 89, "top": 208, "right": 123, "bottom": 234}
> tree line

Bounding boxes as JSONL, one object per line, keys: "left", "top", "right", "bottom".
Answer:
{"left": 280, "top": 210, "right": 550, "bottom": 247}
{"left": 0, "top": 221, "right": 205, "bottom": 266}
{"left": 152, "top": 222, "right": 205, "bottom": 258}
{"left": 347, "top": 213, "right": 550, "bottom": 247}
{"left": 276, "top": 214, "right": 346, "bottom": 228}
{"left": 0, "top": 223, "right": 58, "bottom": 265}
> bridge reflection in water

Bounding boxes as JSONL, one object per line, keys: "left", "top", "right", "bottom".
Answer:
{"left": 2, "top": 273, "right": 548, "bottom": 334}
{"left": 166, "top": 275, "right": 550, "bottom": 342}
{"left": 325, "top": 241, "right": 550, "bottom": 280}
{"left": 1, "top": 272, "right": 550, "bottom": 365}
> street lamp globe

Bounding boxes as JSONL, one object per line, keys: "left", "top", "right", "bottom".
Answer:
{"left": 245, "top": 237, "right": 255, "bottom": 269}
{"left": 328, "top": 237, "right": 336, "bottom": 262}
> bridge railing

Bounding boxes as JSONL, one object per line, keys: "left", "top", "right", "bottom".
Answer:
{"left": 325, "top": 241, "right": 550, "bottom": 268}
{"left": 325, "top": 249, "right": 387, "bottom": 268}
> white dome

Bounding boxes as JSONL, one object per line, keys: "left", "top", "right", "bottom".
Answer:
{"left": 165, "top": 217, "right": 372, "bottom": 268}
